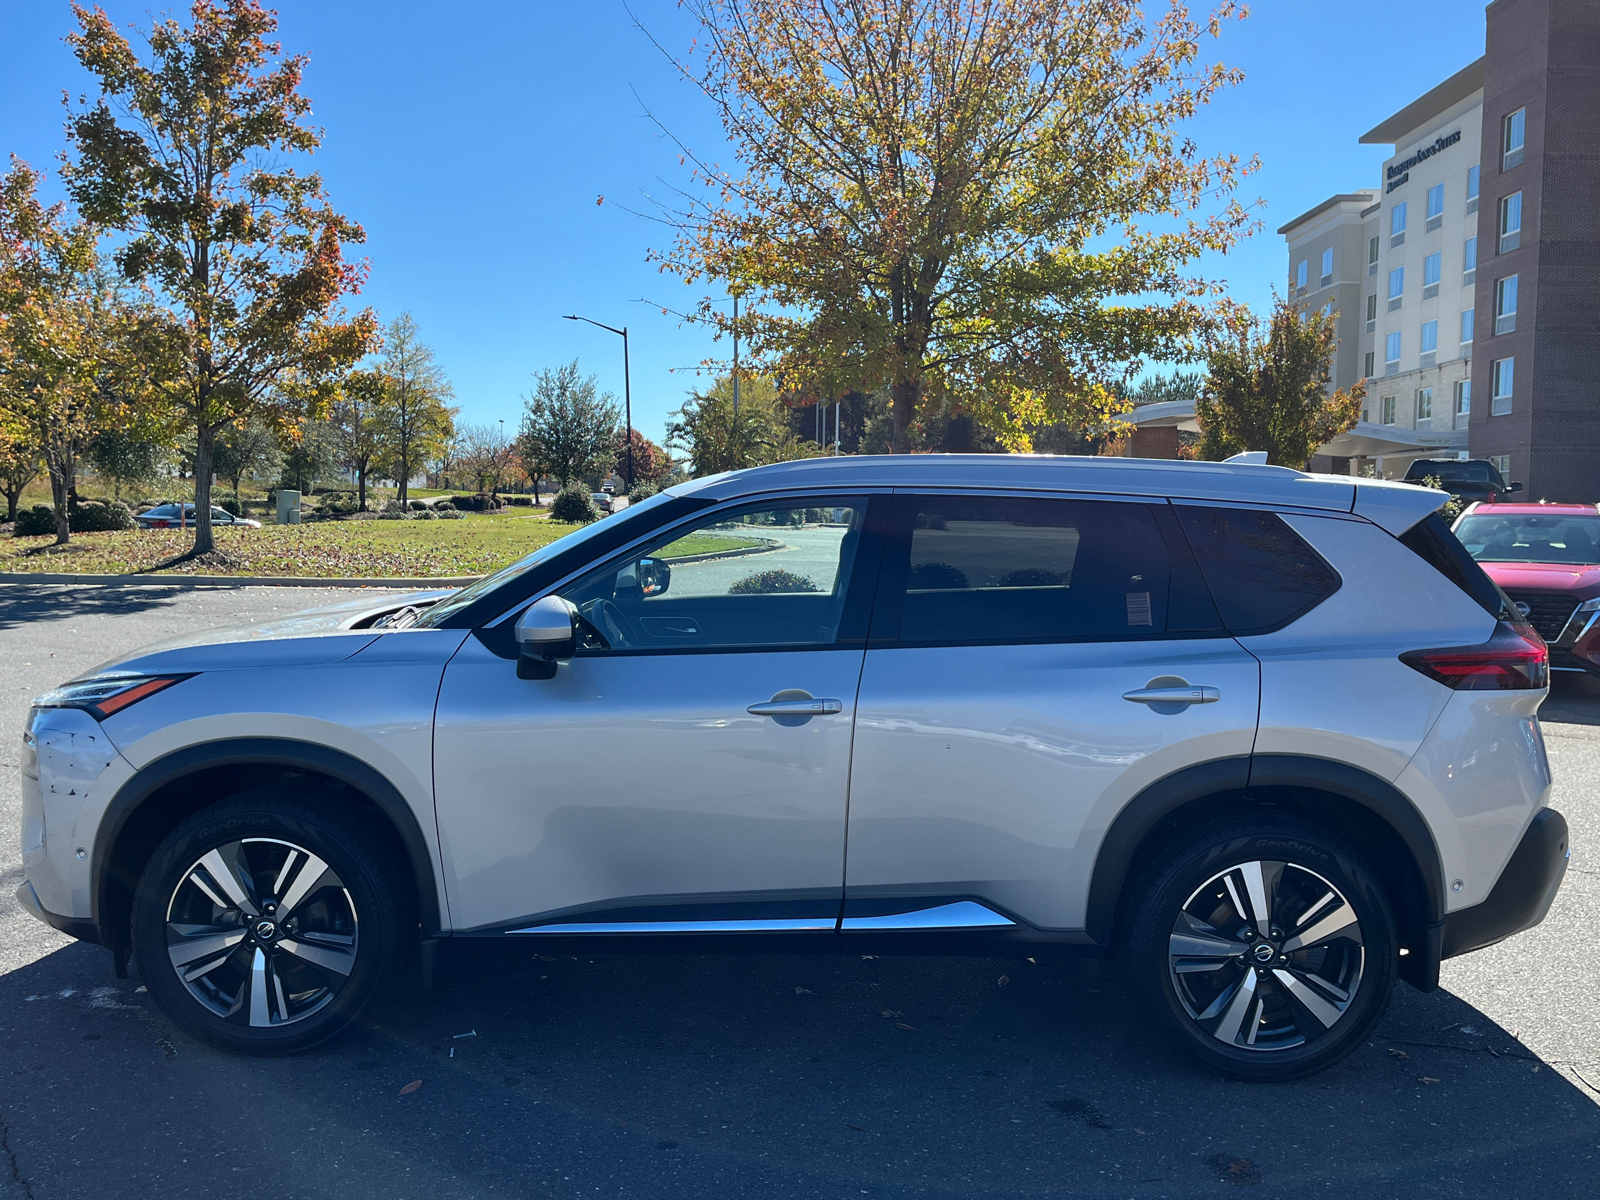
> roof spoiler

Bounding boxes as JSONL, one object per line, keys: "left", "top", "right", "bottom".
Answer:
{"left": 1352, "top": 478, "right": 1448, "bottom": 534}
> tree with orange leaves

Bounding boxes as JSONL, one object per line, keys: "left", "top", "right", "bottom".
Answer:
{"left": 644, "top": 0, "right": 1259, "bottom": 453}
{"left": 62, "top": 0, "right": 376, "bottom": 557}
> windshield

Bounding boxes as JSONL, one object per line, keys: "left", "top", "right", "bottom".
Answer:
{"left": 1455, "top": 513, "right": 1600, "bottom": 565}
{"left": 1413, "top": 461, "right": 1492, "bottom": 483}
{"left": 413, "top": 490, "right": 682, "bottom": 627}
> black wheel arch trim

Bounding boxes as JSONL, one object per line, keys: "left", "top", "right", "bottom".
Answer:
{"left": 91, "top": 737, "right": 443, "bottom": 943}
{"left": 1087, "top": 754, "right": 1447, "bottom": 970}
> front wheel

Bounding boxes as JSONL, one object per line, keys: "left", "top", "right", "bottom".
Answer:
{"left": 132, "top": 792, "right": 407, "bottom": 1055}
{"left": 1127, "top": 816, "right": 1398, "bottom": 1081}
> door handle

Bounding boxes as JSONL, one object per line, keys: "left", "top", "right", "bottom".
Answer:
{"left": 748, "top": 698, "right": 843, "bottom": 716}
{"left": 1122, "top": 685, "right": 1219, "bottom": 706}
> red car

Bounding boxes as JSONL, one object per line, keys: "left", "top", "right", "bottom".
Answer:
{"left": 1454, "top": 501, "right": 1600, "bottom": 675}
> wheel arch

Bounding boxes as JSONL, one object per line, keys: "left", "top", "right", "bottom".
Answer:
{"left": 1087, "top": 754, "right": 1446, "bottom": 990}
{"left": 93, "top": 738, "right": 443, "bottom": 964}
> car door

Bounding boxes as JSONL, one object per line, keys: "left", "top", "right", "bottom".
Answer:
{"left": 842, "top": 491, "right": 1261, "bottom": 934}
{"left": 432, "top": 492, "right": 884, "bottom": 933}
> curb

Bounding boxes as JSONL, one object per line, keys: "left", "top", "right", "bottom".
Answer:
{"left": 0, "top": 572, "right": 480, "bottom": 589}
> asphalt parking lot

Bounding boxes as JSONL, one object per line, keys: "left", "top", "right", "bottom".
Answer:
{"left": 0, "top": 582, "right": 1596, "bottom": 1199}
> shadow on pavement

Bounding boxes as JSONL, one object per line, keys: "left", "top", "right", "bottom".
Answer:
{"left": 0, "top": 582, "right": 201, "bottom": 631}
{"left": 1, "top": 938, "right": 1596, "bottom": 1198}
{"left": 1540, "top": 673, "right": 1600, "bottom": 727}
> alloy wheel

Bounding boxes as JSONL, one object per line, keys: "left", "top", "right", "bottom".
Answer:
{"left": 1167, "top": 859, "right": 1364, "bottom": 1052}
{"left": 164, "top": 837, "right": 359, "bottom": 1028}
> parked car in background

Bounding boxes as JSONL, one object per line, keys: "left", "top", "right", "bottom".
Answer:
{"left": 1403, "top": 458, "right": 1523, "bottom": 505}
{"left": 136, "top": 504, "right": 261, "bottom": 530}
{"left": 19, "top": 457, "right": 1567, "bottom": 1081}
{"left": 590, "top": 492, "right": 614, "bottom": 514}
{"left": 1455, "top": 501, "right": 1600, "bottom": 675}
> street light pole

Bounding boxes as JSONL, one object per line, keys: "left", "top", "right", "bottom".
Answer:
{"left": 562, "top": 314, "right": 633, "bottom": 492}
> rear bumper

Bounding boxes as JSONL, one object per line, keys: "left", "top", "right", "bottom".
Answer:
{"left": 14, "top": 880, "right": 101, "bottom": 946}
{"left": 1441, "top": 807, "right": 1569, "bottom": 959}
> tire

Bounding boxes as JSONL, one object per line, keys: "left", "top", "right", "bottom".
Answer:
{"left": 132, "top": 791, "right": 408, "bottom": 1055}
{"left": 1126, "top": 815, "right": 1398, "bottom": 1081}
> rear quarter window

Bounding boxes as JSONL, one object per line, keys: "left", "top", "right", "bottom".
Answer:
{"left": 1174, "top": 506, "right": 1342, "bottom": 635}
{"left": 1401, "top": 512, "right": 1512, "bottom": 618}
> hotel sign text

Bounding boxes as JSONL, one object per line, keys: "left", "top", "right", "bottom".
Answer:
{"left": 1386, "top": 129, "right": 1462, "bottom": 193}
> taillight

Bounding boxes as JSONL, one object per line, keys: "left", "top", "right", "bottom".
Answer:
{"left": 1400, "top": 621, "right": 1548, "bottom": 690}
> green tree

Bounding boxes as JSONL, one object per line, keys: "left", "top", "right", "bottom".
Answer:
{"left": 518, "top": 360, "right": 620, "bottom": 487}
{"left": 86, "top": 426, "right": 172, "bottom": 499}
{"left": 211, "top": 416, "right": 282, "bottom": 502}
{"left": 645, "top": 0, "right": 1256, "bottom": 453}
{"left": 63, "top": 0, "right": 377, "bottom": 557}
{"left": 328, "top": 367, "right": 387, "bottom": 510}
{"left": 0, "top": 433, "right": 43, "bottom": 522}
{"left": 376, "top": 314, "right": 455, "bottom": 505}
{"left": 1195, "top": 296, "right": 1363, "bottom": 468}
{"left": 276, "top": 414, "right": 342, "bottom": 496}
{"left": 666, "top": 374, "right": 822, "bottom": 476}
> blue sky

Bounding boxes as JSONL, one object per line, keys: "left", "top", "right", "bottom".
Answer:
{"left": 0, "top": 1, "right": 1489, "bottom": 442}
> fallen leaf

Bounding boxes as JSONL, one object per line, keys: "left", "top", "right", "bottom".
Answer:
{"left": 1388, "top": 1048, "right": 1409, "bottom": 1060}
{"left": 794, "top": 986, "right": 815, "bottom": 996}
{"left": 453, "top": 1030, "right": 477, "bottom": 1039}
{"left": 894, "top": 1022, "right": 916, "bottom": 1031}
{"left": 997, "top": 975, "right": 1010, "bottom": 987}
{"left": 399, "top": 1079, "right": 422, "bottom": 1096}
{"left": 848, "top": 1124, "right": 864, "bottom": 1132}
{"left": 881, "top": 1009, "right": 902, "bottom": 1019}
{"left": 1419, "top": 1076, "right": 1440, "bottom": 1085}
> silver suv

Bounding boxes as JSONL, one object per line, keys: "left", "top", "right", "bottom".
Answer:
{"left": 17, "top": 456, "right": 1569, "bottom": 1080}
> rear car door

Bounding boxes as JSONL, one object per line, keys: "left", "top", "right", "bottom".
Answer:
{"left": 842, "top": 491, "right": 1262, "bottom": 934}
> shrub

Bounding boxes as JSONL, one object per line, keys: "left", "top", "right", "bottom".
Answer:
{"left": 378, "top": 509, "right": 407, "bottom": 520}
{"left": 438, "top": 508, "right": 465, "bottom": 520}
{"left": 433, "top": 501, "right": 455, "bottom": 512}
{"left": 629, "top": 482, "right": 659, "bottom": 501}
{"left": 218, "top": 498, "right": 242, "bottom": 517}
{"left": 730, "top": 569, "right": 819, "bottom": 594}
{"left": 996, "top": 567, "right": 1063, "bottom": 587}
{"left": 413, "top": 508, "right": 439, "bottom": 520}
{"left": 451, "top": 493, "right": 505, "bottom": 513}
{"left": 551, "top": 485, "right": 600, "bottom": 524}
{"left": 505, "top": 495, "right": 533, "bottom": 507}
{"left": 320, "top": 490, "right": 359, "bottom": 517}
{"left": 13, "top": 506, "right": 55, "bottom": 536}
{"left": 907, "top": 561, "right": 967, "bottom": 589}
{"left": 408, "top": 499, "right": 429, "bottom": 511}
{"left": 70, "top": 500, "right": 137, "bottom": 533}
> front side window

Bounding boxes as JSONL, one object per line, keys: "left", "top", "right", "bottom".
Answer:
{"left": 1492, "top": 357, "right": 1514, "bottom": 415}
{"left": 1320, "top": 247, "right": 1334, "bottom": 285}
{"left": 1495, "top": 274, "right": 1518, "bottom": 334}
{"left": 1427, "top": 182, "right": 1445, "bottom": 224}
{"left": 558, "top": 498, "right": 867, "bottom": 652}
{"left": 1461, "top": 307, "right": 1475, "bottom": 343}
{"left": 876, "top": 495, "right": 1221, "bottom": 646}
{"left": 1381, "top": 394, "right": 1397, "bottom": 425}
{"left": 1416, "top": 387, "right": 1433, "bottom": 421}
{"left": 1499, "top": 192, "right": 1522, "bottom": 252}
{"left": 1421, "top": 319, "right": 1438, "bottom": 353}
{"left": 1503, "top": 107, "right": 1526, "bottom": 169}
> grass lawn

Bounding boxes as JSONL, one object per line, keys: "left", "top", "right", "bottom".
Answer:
{"left": 0, "top": 512, "right": 586, "bottom": 578}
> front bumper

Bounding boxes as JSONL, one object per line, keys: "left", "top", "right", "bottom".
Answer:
{"left": 1441, "top": 807, "right": 1569, "bottom": 959}
{"left": 14, "top": 880, "right": 101, "bottom": 946}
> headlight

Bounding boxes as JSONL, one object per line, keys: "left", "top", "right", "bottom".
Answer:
{"left": 1574, "top": 597, "right": 1600, "bottom": 616}
{"left": 32, "top": 675, "right": 191, "bottom": 720}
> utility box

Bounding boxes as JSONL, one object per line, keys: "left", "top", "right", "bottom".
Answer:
{"left": 276, "top": 489, "right": 301, "bottom": 525}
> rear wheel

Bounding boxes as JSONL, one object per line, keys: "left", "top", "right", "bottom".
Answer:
{"left": 1127, "top": 816, "right": 1398, "bottom": 1081}
{"left": 132, "top": 792, "right": 406, "bottom": 1055}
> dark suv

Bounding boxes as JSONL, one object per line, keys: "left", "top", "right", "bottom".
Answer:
{"left": 1403, "top": 458, "right": 1523, "bottom": 505}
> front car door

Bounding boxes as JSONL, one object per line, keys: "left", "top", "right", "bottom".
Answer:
{"left": 842, "top": 490, "right": 1262, "bottom": 935}
{"left": 433, "top": 492, "right": 884, "bottom": 933}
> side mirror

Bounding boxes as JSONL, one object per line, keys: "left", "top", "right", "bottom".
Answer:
{"left": 639, "top": 557, "right": 671, "bottom": 597}
{"left": 1509, "top": 481, "right": 1524, "bottom": 493}
{"left": 514, "top": 595, "right": 579, "bottom": 680}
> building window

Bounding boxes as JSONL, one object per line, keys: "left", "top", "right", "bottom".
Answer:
{"left": 1495, "top": 274, "right": 1518, "bottom": 334}
{"left": 1381, "top": 395, "right": 1396, "bottom": 425}
{"left": 1365, "top": 350, "right": 1375, "bottom": 379}
{"left": 1463, "top": 235, "right": 1477, "bottom": 286}
{"left": 1426, "top": 182, "right": 1445, "bottom": 230}
{"left": 1499, "top": 191, "right": 1522, "bottom": 253}
{"left": 1455, "top": 379, "right": 1471, "bottom": 419}
{"left": 1368, "top": 235, "right": 1380, "bottom": 276}
{"left": 1387, "top": 266, "right": 1404, "bottom": 311}
{"left": 1416, "top": 387, "right": 1433, "bottom": 424}
{"left": 1390, "top": 201, "right": 1407, "bottom": 247}
{"left": 1296, "top": 259, "right": 1308, "bottom": 290}
{"left": 1365, "top": 292, "right": 1377, "bottom": 331}
{"left": 1490, "top": 454, "right": 1511, "bottom": 477}
{"left": 1492, "top": 357, "right": 1514, "bottom": 415}
{"left": 1461, "top": 307, "right": 1475, "bottom": 344}
{"left": 1466, "top": 164, "right": 1480, "bottom": 214}
{"left": 1423, "top": 251, "right": 1441, "bottom": 299}
{"left": 1385, "top": 331, "right": 1401, "bottom": 375}
{"left": 1503, "top": 107, "right": 1526, "bottom": 170}
{"left": 1320, "top": 247, "right": 1334, "bottom": 288}
{"left": 1421, "top": 319, "right": 1438, "bottom": 365}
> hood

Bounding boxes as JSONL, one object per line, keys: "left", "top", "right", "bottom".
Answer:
{"left": 1480, "top": 561, "right": 1600, "bottom": 594}
{"left": 85, "top": 588, "right": 458, "bottom": 677}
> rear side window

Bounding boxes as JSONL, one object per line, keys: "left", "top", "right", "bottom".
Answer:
{"left": 1400, "top": 512, "right": 1512, "bottom": 619}
{"left": 875, "top": 494, "right": 1219, "bottom": 645}
{"left": 1174, "top": 506, "right": 1341, "bottom": 635}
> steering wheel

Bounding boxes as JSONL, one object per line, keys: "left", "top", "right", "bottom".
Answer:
{"left": 582, "top": 598, "right": 638, "bottom": 650}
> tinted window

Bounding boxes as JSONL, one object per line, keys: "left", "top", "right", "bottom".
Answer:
{"left": 1405, "top": 460, "right": 1491, "bottom": 483}
{"left": 558, "top": 498, "right": 866, "bottom": 651}
{"left": 1175, "top": 507, "right": 1340, "bottom": 635}
{"left": 881, "top": 495, "right": 1195, "bottom": 645}
{"left": 1402, "top": 513, "right": 1513, "bottom": 617}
